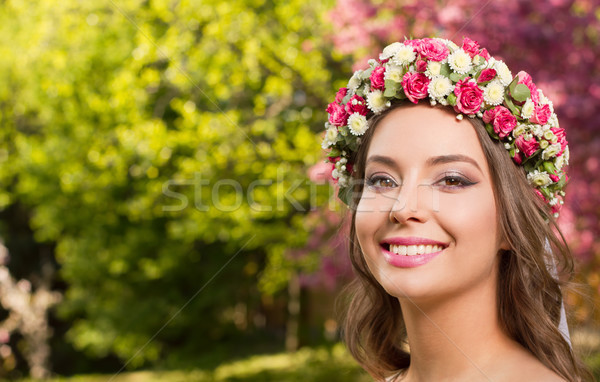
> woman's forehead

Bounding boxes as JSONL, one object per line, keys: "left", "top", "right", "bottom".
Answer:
{"left": 367, "top": 105, "right": 488, "bottom": 167}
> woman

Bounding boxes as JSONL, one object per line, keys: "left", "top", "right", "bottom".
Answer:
{"left": 322, "top": 37, "right": 592, "bottom": 381}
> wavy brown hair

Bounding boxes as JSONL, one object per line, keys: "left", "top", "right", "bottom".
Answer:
{"left": 339, "top": 102, "right": 593, "bottom": 381}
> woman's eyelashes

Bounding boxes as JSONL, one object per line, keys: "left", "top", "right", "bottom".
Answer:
{"left": 436, "top": 173, "right": 477, "bottom": 189}
{"left": 365, "top": 174, "right": 397, "bottom": 189}
{"left": 365, "top": 172, "right": 477, "bottom": 191}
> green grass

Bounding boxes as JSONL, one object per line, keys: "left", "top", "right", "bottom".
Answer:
{"left": 23, "top": 344, "right": 371, "bottom": 382}
{"left": 20, "top": 342, "right": 600, "bottom": 382}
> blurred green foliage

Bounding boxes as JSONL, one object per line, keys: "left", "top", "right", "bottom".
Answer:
{"left": 0, "top": 0, "right": 348, "bottom": 368}
{"left": 19, "top": 344, "right": 371, "bottom": 382}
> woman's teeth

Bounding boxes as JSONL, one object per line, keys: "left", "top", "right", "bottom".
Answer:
{"left": 388, "top": 244, "right": 443, "bottom": 256}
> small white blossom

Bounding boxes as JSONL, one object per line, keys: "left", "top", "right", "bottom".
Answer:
{"left": 347, "top": 70, "right": 363, "bottom": 91}
{"left": 321, "top": 126, "right": 339, "bottom": 149}
{"left": 425, "top": 61, "right": 442, "bottom": 78}
{"left": 380, "top": 42, "right": 404, "bottom": 60}
{"left": 384, "top": 63, "right": 404, "bottom": 83}
{"left": 555, "top": 154, "right": 565, "bottom": 170}
{"left": 494, "top": 60, "right": 512, "bottom": 86}
{"left": 542, "top": 143, "right": 561, "bottom": 160}
{"left": 448, "top": 49, "right": 473, "bottom": 74}
{"left": 366, "top": 90, "right": 389, "bottom": 114}
{"left": 428, "top": 76, "right": 454, "bottom": 98}
{"left": 521, "top": 98, "right": 535, "bottom": 119}
{"left": 347, "top": 113, "right": 369, "bottom": 136}
{"left": 392, "top": 44, "right": 417, "bottom": 66}
{"left": 512, "top": 123, "right": 528, "bottom": 138}
{"left": 527, "top": 170, "right": 552, "bottom": 187}
{"left": 483, "top": 80, "right": 505, "bottom": 105}
{"left": 338, "top": 174, "right": 350, "bottom": 187}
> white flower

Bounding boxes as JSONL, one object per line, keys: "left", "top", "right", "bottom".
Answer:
{"left": 321, "top": 126, "right": 339, "bottom": 148}
{"left": 533, "top": 125, "right": 544, "bottom": 138}
{"left": 428, "top": 76, "right": 454, "bottom": 98}
{"left": 392, "top": 44, "right": 417, "bottom": 66}
{"left": 448, "top": 49, "right": 472, "bottom": 74}
{"left": 521, "top": 98, "right": 535, "bottom": 119}
{"left": 338, "top": 174, "right": 350, "bottom": 187}
{"left": 494, "top": 60, "right": 512, "bottom": 86}
{"left": 425, "top": 61, "right": 442, "bottom": 78}
{"left": 555, "top": 154, "right": 564, "bottom": 170}
{"left": 483, "top": 80, "right": 505, "bottom": 105}
{"left": 380, "top": 42, "right": 404, "bottom": 60}
{"left": 512, "top": 123, "right": 528, "bottom": 138}
{"left": 347, "top": 113, "right": 369, "bottom": 136}
{"left": 348, "top": 70, "right": 363, "bottom": 91}
{"left": 384, "top": 63, "right": 404, "bottom": 83}
{"left": 441, "top": 39, "right": 459, "bottom": 51}
{"left": 564, "top": 146, "right": 570, "bottom": 164}
{"left": 548, "top": 113, "right": 559, "bottom": 127}
{"left": 527, "top": 170, "right": 552, "bottom": 187}
{"left": 542, "top": 143, "right": 561, "bottom": 160}
{"left": 367, "top": 90, "right": 389, "bottom": 114}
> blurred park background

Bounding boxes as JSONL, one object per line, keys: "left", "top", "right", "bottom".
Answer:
{"left": 0, "top": 0, "right": 598, "bottom": 380}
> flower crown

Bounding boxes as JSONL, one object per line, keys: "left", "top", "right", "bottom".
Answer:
{"left": 322, "top": 37, "right": 568, "bottom": 217}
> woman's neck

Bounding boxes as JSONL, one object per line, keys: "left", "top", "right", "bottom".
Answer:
{"left": 398, "top": 281, "right": 521, "bottom": 381}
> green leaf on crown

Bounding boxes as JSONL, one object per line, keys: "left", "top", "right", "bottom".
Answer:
{"left": 504, "top": 93, "right": 520, "bottom": 116}
{"left": 512, "top": 83, "right": 531, "bottom": 102}
{"left": 384, "top": 80, "right": 399, "bottom": 97}
{"left": 447, "top": 93, "right": 457, "bottom": 106}
{"left": 449, "top": 72, "right": 468, "bottom": 82}
{"left": 484, "top": 123, "right": 500, "bottom": 140}
{"left": 440, "top": 63, "right": 451, "bottom": 77}
{"left": 361, "top": 68, "right": 373, "bottom": 80}
{"left": 328, "top": 147, "right": 341, "bottom": 157}
{"left": 543, "top": 161, "right": 557, "bottom": 174}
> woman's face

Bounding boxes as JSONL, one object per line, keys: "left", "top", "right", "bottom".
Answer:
{"left": 355, "top": 104, "right": 509, "bottom": 302}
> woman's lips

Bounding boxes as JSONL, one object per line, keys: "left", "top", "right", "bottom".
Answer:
{"left": 379, "top": 241, "right": 447, "bottom": 268}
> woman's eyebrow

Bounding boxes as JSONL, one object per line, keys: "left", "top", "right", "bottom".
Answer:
{"left": 366, "top": 155, "right": 398, "bottom": 170}
{"left": 426, "top": 154, "right": 483, "bottom": 174}
{"left": 366, "top": 154, "right": 483, "bottom": 174}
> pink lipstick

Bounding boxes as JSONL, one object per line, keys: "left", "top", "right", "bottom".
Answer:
{"left": 380, "top": 237, "right": 448, "bottom": 268}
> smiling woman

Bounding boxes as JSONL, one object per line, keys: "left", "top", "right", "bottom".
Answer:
{"left": 321, "top": 37, "right": 593, "bottom": 381}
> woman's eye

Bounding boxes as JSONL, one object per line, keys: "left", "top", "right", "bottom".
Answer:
{"left": 366, "top": 175, "right": 397, "bottom": 189}
{"left": 437, "top": 175, "right": 475, "bottom": 188}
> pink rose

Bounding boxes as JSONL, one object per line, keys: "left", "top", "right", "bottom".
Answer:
{"left": 550, "top": 174, "right": 560, "bottom": 183}
{"left": 515, "top": 135, "right": 539, "bottom": 157}
{"left": 326, "top": 102, "right": 348, "bottom": 127}
{"left": 477, "top": 68, "right": 497, "bottom": 83}
{"left": 513, "top": 152, "right": 523, "bottom": 165}
{"left": 534, "top": 189, "right": 547, "bottom": 203}
{"left": 551, "top": 195, "right": 563, "bottom": 214}
{"left": 370, "top": 66, "right": 386, "bottom": 91}
{"left": 453, "top": 78, "right": 484, "bottom": 115}
{"left": 404, "top": 39, "right": 421, "bottom": 50}
{"left": 530, "top": 104, "right": 551, "bottom": 125}
{"left": 551, "top": 127, "right": 567, "bottom": 154}
{"left": 401, "top": 72, "right": 430, "bottom": 104}
{"left": 415, "top": 59, "right": 427, "bottom": 72}
{"left": 335, "top": 88, "right": 348, "bottom": 103}
{"left": 462, "top": 37, "right": 480, "bottom": 58}
{"left": 418, "top": 38, "right": 449, "bottom": 61}
{"left": 345, "top": 95, "right": 368, "bottom": 116}
{"left": 517, "top": 71, "right": 539, "bottom": 104}
{"left": 479, "top": 48, "right": 490, "bottom": 60}
{"left": 482, "top": 106, "right": 517, "bottom": 138}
